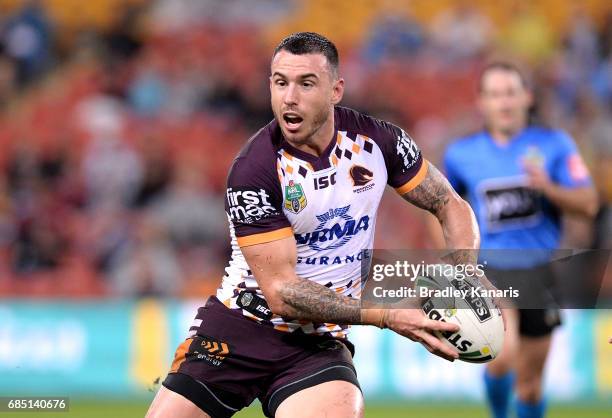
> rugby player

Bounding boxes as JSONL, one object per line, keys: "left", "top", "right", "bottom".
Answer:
{"left": 443, "top": 62, "right": 598, "bottom": 418}
{"left": 147, "top": 32, "right": 490, "bottom": 418}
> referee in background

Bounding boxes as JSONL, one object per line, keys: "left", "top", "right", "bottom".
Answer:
{"left": 443, "top": 62, "right": 598, "bottom": 418}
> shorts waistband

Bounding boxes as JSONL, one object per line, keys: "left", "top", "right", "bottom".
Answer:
{"left": 204, "top": 296, "right": 354, "bottom": 354}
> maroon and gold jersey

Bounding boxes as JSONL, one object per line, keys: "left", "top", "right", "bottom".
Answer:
{"left": 217, "top": 106, "right": 428, "bottom": 338}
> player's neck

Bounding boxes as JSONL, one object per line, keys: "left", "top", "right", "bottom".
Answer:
{"left": 289, "top": 112, "right": 335, "bottom": 157}
{"left": 489, "top": 130, "right": 514, "bottom": 145}
{"left": 488, "top": 124, "right": 526, "bottom": 145}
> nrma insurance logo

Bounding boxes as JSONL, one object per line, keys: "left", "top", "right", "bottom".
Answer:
{"left": 294, "top": 205, "right": 370, "bottom": 251}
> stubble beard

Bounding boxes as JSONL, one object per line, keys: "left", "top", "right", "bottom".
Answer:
{"left": 282, "top": 104, "right": 332, "bottom": 148}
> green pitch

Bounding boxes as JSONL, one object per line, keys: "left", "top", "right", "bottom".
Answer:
{"left": 4, "top": 401, "right": 610, "bottom": 418}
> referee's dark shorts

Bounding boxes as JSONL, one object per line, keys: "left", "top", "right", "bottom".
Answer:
{"left": 485, "top": 264, "right": 561, "bottom": 337}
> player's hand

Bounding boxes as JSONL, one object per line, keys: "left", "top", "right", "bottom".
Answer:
{"left": 524, "top": 163, "right": 552, "bottom": 193}
{"left": 384, "top": 309, "right": 460, "bottom": 362}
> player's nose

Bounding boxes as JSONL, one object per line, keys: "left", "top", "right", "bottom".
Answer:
{"left": 283, "top": 83, "right": 299, "bottom": 105}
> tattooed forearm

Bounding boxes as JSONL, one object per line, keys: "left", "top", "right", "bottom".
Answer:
{"left": 276, "top": 278, "right": 362, "bottom": 324}
{"left": 402, "top": 161, "right": 480, "bottom": 252}
{"left": 402, "top": 162, "right": 451, "bottom": 217}
{"left": 442, "top": 249, "right": 478, "bottom": 266}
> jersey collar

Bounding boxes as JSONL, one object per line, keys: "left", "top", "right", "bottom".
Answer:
{"left": 278, "top": 109, "right": 339, "bottom": 171}
{"left": 483, "top": 125, "right": 529, "bottom": 149}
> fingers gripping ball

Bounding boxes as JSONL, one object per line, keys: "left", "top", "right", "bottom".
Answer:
{"left": 415, "top": 270, "right": 504, "bottom": 363}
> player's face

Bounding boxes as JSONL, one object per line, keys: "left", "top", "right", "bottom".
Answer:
{"left": 270, "top": 51, "right": 344, "bottom": 146}
{"left": 478, "top": 70, "right": 532, "bottom": 136}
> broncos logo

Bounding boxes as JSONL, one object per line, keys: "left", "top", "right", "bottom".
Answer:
{"left": 350, "top": 165, "right": 374, "bottom": 187}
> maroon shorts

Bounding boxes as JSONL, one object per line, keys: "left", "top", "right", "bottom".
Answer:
{"left": 162, "top": 296, "right": 359, "bottom": 418}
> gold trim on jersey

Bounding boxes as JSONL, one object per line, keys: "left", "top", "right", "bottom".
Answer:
{"left": 236, "top": 227, "right": 294, "bottom": 247}
{"left": 395, "top": 159, "right": 429, "bottom": 195}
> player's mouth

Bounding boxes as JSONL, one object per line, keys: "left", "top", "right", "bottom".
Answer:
{"left": 283, "top": 112, "right": 304, "bottom": 132}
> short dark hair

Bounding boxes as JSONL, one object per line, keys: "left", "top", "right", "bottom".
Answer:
{"left": 272, "top": 32, "right": 339, "bottom": 77}
{"left": 479, "top": 61, "right": 529, "bottom": 92}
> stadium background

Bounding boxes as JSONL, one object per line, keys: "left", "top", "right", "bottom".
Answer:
{"left": 0, "top": 0, "right": 610, "bottom": 416}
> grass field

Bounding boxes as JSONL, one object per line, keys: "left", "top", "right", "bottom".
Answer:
{"left": 4, "top": 401, "right": 610, "bottom": 418}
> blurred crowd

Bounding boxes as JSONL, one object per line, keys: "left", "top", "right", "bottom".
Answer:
{"left": 0, "top": 0, "right": 610, "bottom": 298}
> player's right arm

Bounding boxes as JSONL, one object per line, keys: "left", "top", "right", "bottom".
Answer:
{"left": 240, "top": 236, "right": 459, "bottom": 361}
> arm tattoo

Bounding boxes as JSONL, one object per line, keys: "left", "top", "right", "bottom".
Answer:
{"left": 401, "top": 162, "right": 451, "bottom": 217}
{"left": 404, "top": 162, "right": 480, "bottom": 267}
{"left": 277, "top": 279, "right": 362, "bottom": 324}
{"left": 442, "top": 249, "right": 478, "bottom": 268}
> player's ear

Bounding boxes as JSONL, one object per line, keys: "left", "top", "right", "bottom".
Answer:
{"left": 331, "top": 77, "right": 344, "bottom": 105}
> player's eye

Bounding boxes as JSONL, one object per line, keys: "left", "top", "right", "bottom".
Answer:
{"left": 302, "top": 81, "right": 314, "bottom": 88}
{"left": 275, "top": 79, "right": 286, "bottom": 86}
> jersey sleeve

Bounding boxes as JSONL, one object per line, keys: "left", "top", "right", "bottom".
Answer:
{"left": 376, "top": 122, "right": 428, "bottom": 194}
{"left": 225, "top": 157, "right": 292, "bottom": 247}
{"left": 551, "top": 131, "right": 592, "bottom": 188}
{"left": 443, "top": 144, "right": 466, "bottom": 195}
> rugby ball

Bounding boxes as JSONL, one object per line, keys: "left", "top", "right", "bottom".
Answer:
{"left": 415, "top": 273, "right": 504, "bottom": 363}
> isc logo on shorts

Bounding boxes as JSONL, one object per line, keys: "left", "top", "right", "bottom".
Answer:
{"left": 226, "top": 187, "right": 279, "bottom": 224}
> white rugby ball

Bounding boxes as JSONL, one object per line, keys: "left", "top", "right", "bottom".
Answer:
{"left": 416, "top": 273, "right": 504, "bottom": 363}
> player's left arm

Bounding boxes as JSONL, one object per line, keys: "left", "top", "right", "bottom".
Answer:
{"left": 384, "top": 126, "right": 481, "bottom": 266}
{"left": 400, "top": 161, "right": 504, "bottom": 310}
{"left": 400, "top": 160, "right": 481, "bottom": 266}
{"left": 524, "top": 133, "right": 598, "bottom": 218}
{"left": 385, "top": 127, "right": 504, "bottom": 324}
